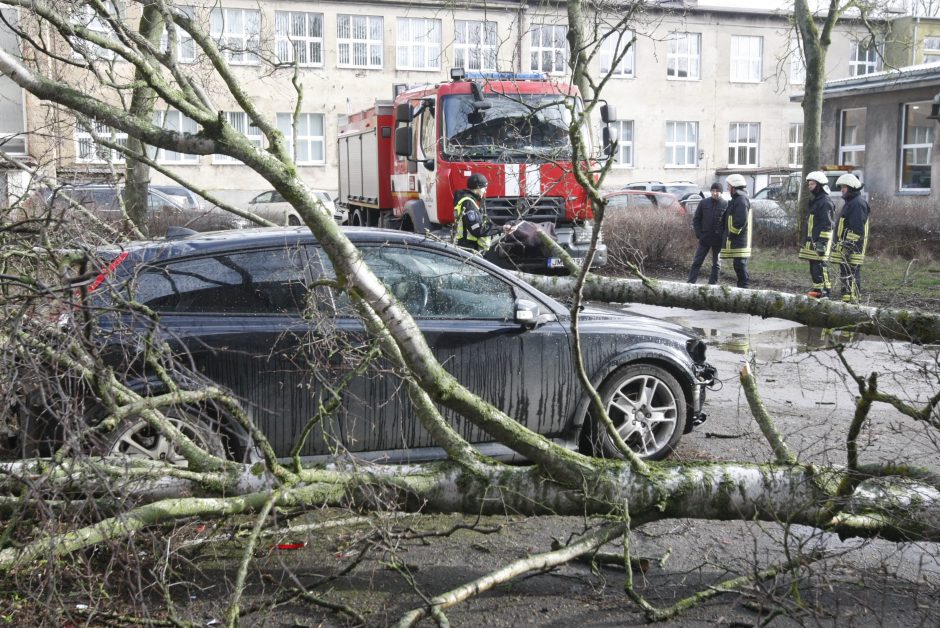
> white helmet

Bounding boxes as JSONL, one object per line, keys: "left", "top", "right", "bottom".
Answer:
{"left": 835, "top": 173, "right": 862, "bottom": 189}
{"left": 726, "top": 173, "right": 746, "bottom": 188}
{"left": 806, "top": 171, "right": 828, "bottom": 185}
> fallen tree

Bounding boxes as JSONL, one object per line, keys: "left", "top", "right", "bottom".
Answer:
{"left": 0, "top": 1, "right": 938, "bottom": 625}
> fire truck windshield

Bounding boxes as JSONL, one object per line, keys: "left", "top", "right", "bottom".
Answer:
{"left": 442, "top": 92, "right": 583, "bottom": 161}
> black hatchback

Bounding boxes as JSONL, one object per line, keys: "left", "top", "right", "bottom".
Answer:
{"left": 54, "top": 228, "right": 714, "bottom": 464}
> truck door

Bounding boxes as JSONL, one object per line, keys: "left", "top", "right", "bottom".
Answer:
{"left": 417, "top": 108, "right": 437, "bottom": 223}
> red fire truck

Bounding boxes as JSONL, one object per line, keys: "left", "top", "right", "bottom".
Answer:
{"left": 336, "top": 68, "right": 614, "bottom": 271}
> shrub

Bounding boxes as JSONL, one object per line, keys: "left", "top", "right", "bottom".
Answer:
{"left": 601, "top": 210, "right": 697, "bottom": 274}
{"left": 864, "top": 195, "right": 939, "bottom": 260}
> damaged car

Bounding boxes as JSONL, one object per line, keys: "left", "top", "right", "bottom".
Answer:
{"left": 22, "top": 228, "right": 716, "bottom": 464}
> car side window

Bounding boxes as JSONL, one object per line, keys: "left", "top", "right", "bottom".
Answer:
{"left": 314, "top": 245, "right": 516, "bottom": 320}
{"left": 134, "top": 247, "right": 310, "bottom": 314}
{"left": 634, "top": 195, "right": 654, "bottom": 210}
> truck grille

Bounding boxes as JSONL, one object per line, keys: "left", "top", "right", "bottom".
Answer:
{"left": 484, "top": 197, "right": 565, "bottom": 225}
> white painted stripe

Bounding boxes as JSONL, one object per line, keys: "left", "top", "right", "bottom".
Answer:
{"left": 525, "top": 164, "right": 541, "bottom": 197}
{"left": 505, "top": 164, "right": 520, "bottom": 197}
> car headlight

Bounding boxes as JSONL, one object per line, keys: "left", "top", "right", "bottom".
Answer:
{"left": 686, "top": 338, "right": 707, "bottom": 364}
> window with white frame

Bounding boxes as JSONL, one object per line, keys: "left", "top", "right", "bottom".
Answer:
{"left": 337, "top": 15, "right": 383, "bottom": 69}
{"left": 210, "top": 8, "right": 260, "bottom": 65}
{"left": 730, "top": 35, "right": 762, "bottom": 82}
{"left": 397, "top": 17, "right": 442, "bottom": 71}
{"left": 530, "top": 24, "right": 568, "bottom": 74}
{"left": 275, "top": 11, "right": 323, "bottom": 66}
{"left": 665, "top": 121, "right": 698, "bottom": 166}
{"left": 75, "top": 119, "right": 127, "bottom": 163}
{"left": 900, "top": 101, "right": 932, "bottom": 190}
{"left": 600, "top": 29, "right": 635, "bottom": 77}
{"left": 160, "top": 6, "right": 195, "bottom": 63}
{"left": 849, "top": 41, "right": 880, "bottom": 76}
{"left": 454, "top": 20, "right": 497, "bottom": 71}
{"left": 728, "top": 122, "right": 759, "bottom": 167}
{"left": 667, "top": 32, "right": 701, "bottom": 80}
{"left": 788, "top": 123, "right": 804, "bottom": 168}
{"left": 70, "top": 3, "right": 117, "bottom": 60}
{"left": 276, "top": 113, "right": 325, "bottom": 165}
{"left": 154, "top": 110, "right": 199, "bottom": 163}
{"left": 213, "top": 112, "right": 263, "bottom": 164}
{"left": 839, "top": 108, "right": 866, "bottom": 167}
{"left": 789, "top": 38, "right": 805, "bottom": 84}
{"left": 923, "top": 36, "right": 940, "bottom": 63}
{"left": 612, "top": 120, "right": 634, "bottom": 167}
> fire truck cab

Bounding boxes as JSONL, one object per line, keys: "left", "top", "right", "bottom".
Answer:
{"left": 337, "top": 68, "right": 615, "bottom": 271}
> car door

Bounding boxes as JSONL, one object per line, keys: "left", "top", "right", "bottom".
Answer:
{"left": 130, "top": 243, "right": 340, "bottom": 458}
{"left": 312, "top": 243, "right": 575, "bottom": 455}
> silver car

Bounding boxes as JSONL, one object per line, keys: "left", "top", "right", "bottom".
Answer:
{"left": 247, "top": 189, "right": 346, "bottom": 226}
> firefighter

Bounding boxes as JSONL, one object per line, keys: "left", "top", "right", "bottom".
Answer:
{"left": 833, "top": 172, "right": 870, "bottom": 304}
{"left": 454, "top": 173, "right": 500, "bottom": 252}
{"left": 799, "top": 171, "right": 835, "bottom": 299}
{"left": 719, "top": 173, "right": 752, "bottom": 288}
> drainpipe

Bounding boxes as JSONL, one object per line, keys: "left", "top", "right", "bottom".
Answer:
{"left": 913, "top": 17, "right": 919, "bottom": 66}
{"left": 515, "top": 1, "right": 525, "bottom": 73}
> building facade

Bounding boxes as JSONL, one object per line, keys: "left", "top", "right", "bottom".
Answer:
{"left": 7, "top": 1, "right": 886, "bottom": 205}
{"left": 818, "top": 63, "right": 940, "bottom": 221}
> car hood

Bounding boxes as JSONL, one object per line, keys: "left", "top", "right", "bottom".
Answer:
{"left": 560, "top": 302, "right": 699, "bottom": 340}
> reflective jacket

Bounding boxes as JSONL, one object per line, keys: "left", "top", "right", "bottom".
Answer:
{"left": 454, "top": 191, "right": 493, "bottom": 251}
{"left": 833, "top": 190, "right": 870, "bottom": 265}
{"left": 693, "top": 196, "right": 727, "bottom": 247}
{"left": 798, "top": 188, "right": 835, "bottom": 262}
{"left": 719, "top": 191, "right": 752, "bottom": 259}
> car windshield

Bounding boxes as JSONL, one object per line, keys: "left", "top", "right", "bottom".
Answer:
{"left": 442, "top": 92, "right": 582, "bottom": 160}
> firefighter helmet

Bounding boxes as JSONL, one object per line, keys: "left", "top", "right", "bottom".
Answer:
{"left": 806, "top": 171, "right": 828, "bottom": 185}
{"left": 467, "top": 173, "right": 488, "bottom": 190}
{"left": 835, "top": 173, "right": 863, "bottom": 189}
{"left": 726, "top": 173, "right": 746, "bottom": 189}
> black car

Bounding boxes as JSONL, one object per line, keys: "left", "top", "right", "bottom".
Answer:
{"left": 41, "top": 228, "right": 714, "bottom": 464}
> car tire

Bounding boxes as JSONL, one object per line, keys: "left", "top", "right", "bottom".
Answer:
{"left": 91, "top": 404, "right": 230, "bottom": 468}
{"left": 287, "top": 214, "right": 301, "bottom": 226}
{"left": 585, "top": 364, "right": 687, "bottom": 461}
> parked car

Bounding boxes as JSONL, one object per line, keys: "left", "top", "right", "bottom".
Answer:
{"left": 153, "top": 185, "right": 206, "bottom": 211}
{"left": 753, "top": 185, "right": 781, "bottom": 200}
{"left": 21, "top": 183, "right": 238, "bottom": 233}
{"left": 247, "top": 189, "right": 347, "bottom": 226}
{"left": 625, "top": 180, "right": 703, "bottom": 201}
{"left": 25, "top": 228, "right": 715, "bottom": 465}
{"left": 604, "top": 190, "right": 686, "bottom": 214}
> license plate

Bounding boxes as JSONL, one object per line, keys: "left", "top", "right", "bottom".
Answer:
{"left": 548, "top": 257, "right": 584, "bottom": 268}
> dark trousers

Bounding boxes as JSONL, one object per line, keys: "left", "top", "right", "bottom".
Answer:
{"left": 809, "top": 260, "right": 831, "bottom": 293}
{"left": 732, "top": 257, "right": 750, "bottom": 288}
{"left": 840, "top": 262, "right": 861, "bottom": 300}
{"left": 688, "top": 241, "right": 721, "bottom": 284}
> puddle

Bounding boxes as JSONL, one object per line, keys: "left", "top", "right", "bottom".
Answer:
{"left": 623, "top": 303, "right": 861, "bottom": 361}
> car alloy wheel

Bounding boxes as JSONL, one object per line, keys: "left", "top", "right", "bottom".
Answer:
{"left": 589, "top": 364, "right": 686, "bottom": 461}
{"left": 101, "top": 407, "right": 226, "bottom": 467}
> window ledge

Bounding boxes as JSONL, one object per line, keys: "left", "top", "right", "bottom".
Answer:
{"left": 896, "top": 188, "right": 931, "bottom": 195}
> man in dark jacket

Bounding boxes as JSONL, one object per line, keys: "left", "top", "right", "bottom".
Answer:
{"left": 687, "top": 182, "right": 727, "bottom": 284}
{"left": 454, "top": 173, "right": 500, "bottom": 252}
{"left": 833, "top": 173, "right": 870, "bottom": 304}
{"left": 719, "top": 173, "right": 752, "bottom": 288}
{"left": 799, "top": 171, "right": 835, "bottom": 299}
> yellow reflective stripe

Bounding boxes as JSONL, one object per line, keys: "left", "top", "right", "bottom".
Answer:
{"left": 846, "top": 232, "right": 860, "bottom": 241}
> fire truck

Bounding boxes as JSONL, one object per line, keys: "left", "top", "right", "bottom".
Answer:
{"left": 336, "top": 68, "right": 614, "bottom": 271}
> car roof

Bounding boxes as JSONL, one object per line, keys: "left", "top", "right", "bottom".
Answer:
{"left": 99, "top": 227, "right": 456, "bottom": 261}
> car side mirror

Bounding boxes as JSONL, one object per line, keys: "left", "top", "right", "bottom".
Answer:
{"left": 514, "top": 298, "right": 541, "bottom": 329}
{"left": 600, "top": 102, "right": 616, "bottom": 123}
{"left": 395, "top": 127, "right": 413, "bottom": 157}
{"left": 602, "top": 126, "right": 618, "bottom": 160}
{"left": 395, "top": 102, "right": 413, "bottom": 123}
